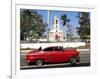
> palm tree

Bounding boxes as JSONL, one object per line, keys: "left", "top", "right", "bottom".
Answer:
{"left": 61, "top": 14, "right": 70, "bottom": 26}
{"left": 61, "top": 14, "right": 73, "bottom": 41}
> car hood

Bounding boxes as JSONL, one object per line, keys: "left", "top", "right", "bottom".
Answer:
{"left": 65, "top": 48, "right": 77, "bottom": 51}
{"left": 27, "top": 50, "right": 43, "bottom": 55}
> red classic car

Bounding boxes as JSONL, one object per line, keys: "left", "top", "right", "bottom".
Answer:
{"left": 25, "top": 46, "right": 80, "bottom": 66}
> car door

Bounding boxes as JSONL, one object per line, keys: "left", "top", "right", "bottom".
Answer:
{"left": 50, "top": 47, "right": 61, "bottom": 62}
{"left": 43, "top": 47, "right": 63, "bottom": 63}
{"left": 47, "top": 47, "right": 60, "bottom": 63}
{"left": 53, "top": 47, "right": 67, "bottom": 62}
{"left": 43, "top": 47, "right": 56, "bottom": 62}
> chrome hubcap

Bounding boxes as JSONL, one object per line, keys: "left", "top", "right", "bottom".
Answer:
{"left": 36, "top": 60, "right": 43, "bottom": 66}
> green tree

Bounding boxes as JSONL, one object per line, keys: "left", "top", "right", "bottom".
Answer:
{"left": 20, "top": 9, "right": 47, "bottom": 41}
{"left": 76, "top": 12, "right": 90, "bottom": 42}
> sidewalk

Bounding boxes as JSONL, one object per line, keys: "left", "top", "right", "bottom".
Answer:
{"left": 77, "top": 49, "right": 90, "bottom": 51}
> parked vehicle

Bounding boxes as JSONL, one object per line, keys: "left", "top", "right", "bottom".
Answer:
{"left": 25, "top": 46, "right": 80, "bottom": 66}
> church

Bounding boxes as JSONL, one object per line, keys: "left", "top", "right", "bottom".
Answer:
{"left": 49, "top": 16, "right": 65, "bottom": 41}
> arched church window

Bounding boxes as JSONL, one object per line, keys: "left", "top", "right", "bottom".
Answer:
{"left": 56, "top": 20, "right": 58, "bottom": 24}
{"left": 55, "top": 35, "right": 58, "bottom": 40}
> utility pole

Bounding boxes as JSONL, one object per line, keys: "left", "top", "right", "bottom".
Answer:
{"left": 47, "top": 10, "right": 50, "bottom": 41}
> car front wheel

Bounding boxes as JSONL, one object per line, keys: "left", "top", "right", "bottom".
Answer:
{"left": 70, "top": 57, "right": 77, "bottom": 65}
{"left": 35, "top": 59, "right": 44, "bottom": 66}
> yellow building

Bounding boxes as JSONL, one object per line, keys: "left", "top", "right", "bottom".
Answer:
{"left": 49, "top": 16, "right": 65, "bottom": 41}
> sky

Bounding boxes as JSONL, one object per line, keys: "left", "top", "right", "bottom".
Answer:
{"left": 36, "top": 10, "right": 80, "bottom": 37}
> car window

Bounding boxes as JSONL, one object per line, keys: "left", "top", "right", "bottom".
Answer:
{"left": 43, "top": 47, "right": 53, "bottom": 51}
{"left": 54, "top": 46, "right": 63, "bottom": 51}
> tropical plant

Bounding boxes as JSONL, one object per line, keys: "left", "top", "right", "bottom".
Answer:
{"left": 61, "top": 14, "right": 73, "bottom": 41}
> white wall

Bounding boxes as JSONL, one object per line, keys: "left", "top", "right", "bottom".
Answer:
{"left": 21, "top": 42, "right": 85, "bottom": 49}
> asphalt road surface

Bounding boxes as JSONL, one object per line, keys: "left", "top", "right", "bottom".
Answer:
{"left": 20, "top": 50, "right": 90, "bottom": 70}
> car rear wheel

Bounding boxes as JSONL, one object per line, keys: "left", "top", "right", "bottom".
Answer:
{"left": 35, "top": 59, "right": 44, "bottom": 66}
{"left": 70, "top": 57, "right": 77, "bottom": 65}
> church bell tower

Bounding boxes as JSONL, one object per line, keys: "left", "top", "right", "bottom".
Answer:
{"left": 54, "top": 16, "right": 60, "bottom": 32}
{"left": 49, "top": 16, "right": 64, "bottom": 41}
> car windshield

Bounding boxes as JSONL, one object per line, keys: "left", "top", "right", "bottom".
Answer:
{"left": 43, "top": 46, "right": 64, "bottom": 52}
{"left": 43, "top": 47, "right": 53, "bottom": 51}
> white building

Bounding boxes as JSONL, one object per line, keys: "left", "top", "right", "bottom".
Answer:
{"left": 49, "top": 16, "right": 65, "bottom": 41}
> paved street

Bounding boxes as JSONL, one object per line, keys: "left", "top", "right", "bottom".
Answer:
{"left": 20, "top": 50, "right": 90, "bottom": 70}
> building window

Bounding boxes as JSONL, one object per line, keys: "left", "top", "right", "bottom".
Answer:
{"left": 56, "top": 25, "right": 58, "bottom": 28}
{"left": 56, "top": 30, "right": 58, "bottom": 32}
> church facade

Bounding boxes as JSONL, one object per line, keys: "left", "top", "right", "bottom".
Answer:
{"left": 49, "top": 16, "right": 65, "bottom": 41}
